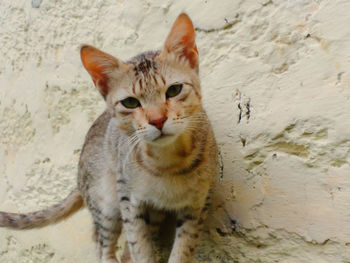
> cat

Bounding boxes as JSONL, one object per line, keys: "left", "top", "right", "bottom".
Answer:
{"left": 0, "top": 13, "right": 219, "bottom": 263}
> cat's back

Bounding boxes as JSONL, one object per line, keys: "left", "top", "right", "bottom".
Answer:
{"left": 82, "top": 110, "right": 111, "bottom": 150}
{"left": 77, "top": 111, "right": 111, "bottom": 186}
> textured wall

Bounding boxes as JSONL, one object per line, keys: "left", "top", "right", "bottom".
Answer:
{"left": 1, "top": 0, "right": 350, "bottom": 262}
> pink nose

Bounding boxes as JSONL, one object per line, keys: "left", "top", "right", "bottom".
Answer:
{"left": 149, "top": 116, "right": 167, "bottom": 130}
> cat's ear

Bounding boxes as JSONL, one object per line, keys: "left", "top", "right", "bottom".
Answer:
{"left": 80, "top": 45, "right": 128, "bottom": 98}
{"left": 162, "top": 13, "right": 198, "bottom": 70}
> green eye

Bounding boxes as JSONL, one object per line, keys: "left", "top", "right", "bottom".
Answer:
{"left": 121, "top": 97, "right": 141, "bottom": 109}
{"left": 166, "top": 84, "right": 183, "bottom": 98}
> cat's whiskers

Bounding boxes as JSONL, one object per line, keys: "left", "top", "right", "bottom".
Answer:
{"left": 123, "top": 129, "right": 147, "bottom": 169}
{"left": 125, "top": 129, "right": 145, "bottom": 147}
{"left": 123, "top": 137, "right": 141, "bottom": 172}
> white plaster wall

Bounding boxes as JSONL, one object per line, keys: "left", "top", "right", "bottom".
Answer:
{"left": 0, "top": 0, "right": 350, "bottom": 262}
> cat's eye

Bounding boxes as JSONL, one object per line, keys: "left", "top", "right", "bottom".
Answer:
{"left": 120, "top": 97, "right": 141, "bottom": 109}
{"left": 166, "top": 84, "right": 183, "bottom": 98}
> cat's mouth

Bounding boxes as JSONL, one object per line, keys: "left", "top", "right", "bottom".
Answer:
{"left": 151, "top": 132, "right": 175, "bottom": 144}
{"left": 157, "top": 132, "right": 172, "bottom": 139}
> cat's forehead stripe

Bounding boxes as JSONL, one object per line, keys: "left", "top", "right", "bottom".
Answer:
{"left": 138, "top": 78, "right": 143, "bottom": 92}
{"left": 126, "top": 51, "right": 162, "bottom": 96}
{"left": 128, "top": 50, "right": 160, "bottom": 74}
{"left": 152, "top": 75, "right": 158, "bottom": 86}
{"left": 134, "top": 75, "right": 163, "bottom": 98}
{"left": 132, "top": 82, "right": 136, "bottom": 94}
{"left": 161, "top": 75, "right": 166, "bottom": 85}
{"left": 134, "top": 59, "right": 157, "bottom": 77}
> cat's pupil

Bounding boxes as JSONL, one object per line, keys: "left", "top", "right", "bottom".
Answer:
{"left": 121, "top": 97, "right": 141, "bottom": 109}
{"left": 166, "top": 84, "right": 183, "bottom": 98}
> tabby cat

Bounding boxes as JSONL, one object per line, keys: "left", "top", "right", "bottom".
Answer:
{"left": 0, "top": 13, "right": 219, "bottom": 263}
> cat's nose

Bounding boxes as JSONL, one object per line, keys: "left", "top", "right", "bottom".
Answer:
{"left": 149, "top": 116, "right": 167, "bottom": 130}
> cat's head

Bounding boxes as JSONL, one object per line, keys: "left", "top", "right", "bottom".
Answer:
{"left": 81, "top": 14, "right": 202, "bottom": 146}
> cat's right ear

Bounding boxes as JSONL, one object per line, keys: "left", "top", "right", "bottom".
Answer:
{"left": 80, "top": 45, "right": 128, "bottom": 98}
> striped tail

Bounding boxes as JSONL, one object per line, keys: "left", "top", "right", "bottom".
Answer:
{"left": 0, "top": 189, "right": 83, "bottom": 229}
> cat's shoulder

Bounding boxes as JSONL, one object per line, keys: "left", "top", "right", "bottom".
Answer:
{"left": 81, "top": 111, "right": 111, "bottom": 153}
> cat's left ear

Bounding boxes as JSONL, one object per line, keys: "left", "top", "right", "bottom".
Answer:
{"left": 161, "top": 13, "right": 198, "bottom": 71}
{"left": 80, "top": 45, "right": 129, "bottom": 98}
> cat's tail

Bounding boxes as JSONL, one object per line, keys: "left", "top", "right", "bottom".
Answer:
{"left": 0, "top": 188, "right": 83, "bottom": 229}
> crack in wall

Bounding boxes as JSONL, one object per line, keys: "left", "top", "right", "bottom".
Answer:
{"left": 235, "top": 89, "right": 251, "bottom": 124}
{"left": 195, "top": 16, "right": 241, "bottom": 33}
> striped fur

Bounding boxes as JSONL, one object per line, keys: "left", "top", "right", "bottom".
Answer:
{"left": 0, "top": 14, "right": 218, "bottom": 263}
{"left": 0, "top": 189, "right": 82, "bottom": 229}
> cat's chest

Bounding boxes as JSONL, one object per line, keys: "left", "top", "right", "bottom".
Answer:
{"left": 130, "top": 171, "right": 209, "bottom": 210}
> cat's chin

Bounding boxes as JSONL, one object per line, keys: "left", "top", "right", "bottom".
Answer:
{"left": 147, "top": 133, "right": 176, "bottom": 146}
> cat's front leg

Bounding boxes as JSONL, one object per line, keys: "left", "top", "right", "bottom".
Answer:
{"left": 120, "top": 196, "right": 156, "bottom": 263}
{"left": 168, "top": 206, "right": 207, "bottom": 263}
